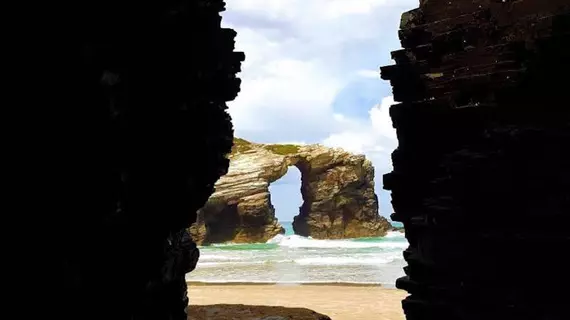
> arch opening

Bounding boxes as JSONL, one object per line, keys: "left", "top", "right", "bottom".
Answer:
{"left": 268, "top": 165, "right": 304, "bottom": 236}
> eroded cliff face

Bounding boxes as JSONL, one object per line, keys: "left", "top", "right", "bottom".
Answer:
{"left": 382, "top": 1, "right": 570, "bottom": 319}
{"left": 190, "top": 139, "right": 391, "bottom": 244}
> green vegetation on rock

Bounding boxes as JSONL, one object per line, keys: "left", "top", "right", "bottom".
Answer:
{"left": 231, "top": 138, "right": 253, "bottom": 154}
{"left": 264, "top": 144, "right": 300, "bottom": 155}
{"left": 230, "top": 138, "right": 301, "bottom": 156}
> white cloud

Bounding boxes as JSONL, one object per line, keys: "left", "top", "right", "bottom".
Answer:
{"left": 222, "top": 0, "right": 416, "bottom": 141}
{"left": 221, "top": 1, "right": 415, "bottom": 215}
{"left": 230, "top": 57, "right": 340, "bottom": 132}
{"left": 275, "top": 140, "right": 308, "bottom": 146}
{"left": 370, "top": 96, "right": 398, "bottom": 141}
{"left": 323, "top": 96, "right": 398, "bottom": 173}
{"left": 355, "top": 69, "right": 381, "bottom": 79}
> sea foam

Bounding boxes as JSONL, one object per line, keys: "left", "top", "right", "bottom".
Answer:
{"left": 199, "top": 254, "right": 242, "bottom": 262}
{"left": 266, "top": 234, "right": 408, "bottom": 249}
{"left": 189, "top": 229, "right": 409, "bottom": 285}
{"left": 295, "top": 255, "right": 401, "bottom": 266}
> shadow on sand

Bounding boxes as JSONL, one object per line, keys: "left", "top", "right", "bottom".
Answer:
{"left": 187, "top": 304, "right": 331, "bottom": 320}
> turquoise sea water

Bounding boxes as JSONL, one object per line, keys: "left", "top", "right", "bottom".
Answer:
{"left": 186, "top": 222, "right": 408, "bottom": 287}
{"left": 283, "top": 221, "right": 295, "bottom": 235}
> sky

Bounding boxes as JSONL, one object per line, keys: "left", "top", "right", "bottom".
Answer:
{"left": 221, "top": 0, "right": 417, "bottom": 221}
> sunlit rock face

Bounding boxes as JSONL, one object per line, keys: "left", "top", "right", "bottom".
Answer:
{"left": 190, "top": 139, "right": 391, "bottom": 244}
{"left": 382, "top": 0, "right": 570, "bottom": 319}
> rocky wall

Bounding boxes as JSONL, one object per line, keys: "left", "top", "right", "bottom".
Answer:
{"left": 29, "top": 1, "right": 244, "bottom": 319}
{"left": 382, "top": 1, "right": 570, "bottom": 319}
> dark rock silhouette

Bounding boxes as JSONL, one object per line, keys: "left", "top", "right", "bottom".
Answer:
{"left": 26, "top": 1, "right": 243, "bottom": 319}
{"left": 382, "top": 1, "right": 570, "bottom": 319}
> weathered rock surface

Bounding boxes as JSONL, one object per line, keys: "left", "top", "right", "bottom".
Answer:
{"left": 382, "top": 1, "right": 570, "bottom": 319}
{"left": 190, "top": 139, "right": 391, "bottom": 244}
{"left": 187, "top": 304, "right": 331, "bottom": 320}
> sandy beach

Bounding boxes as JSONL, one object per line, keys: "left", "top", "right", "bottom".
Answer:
{"left": 188, "top": 284, "right": 407, "bottom": 320}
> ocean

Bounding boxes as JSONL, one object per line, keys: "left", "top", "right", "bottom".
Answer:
{"left": 186, "top": 222, "right": 408, "bottom": 287}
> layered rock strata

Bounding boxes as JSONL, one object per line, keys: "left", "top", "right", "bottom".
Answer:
{"left": 190, "top": 139, "right": 391, "bottom": 244}
{"left": 382, "top": 1, "right": 570, "bottom": 319}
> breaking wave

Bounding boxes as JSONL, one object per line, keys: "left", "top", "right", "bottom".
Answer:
{"left": 266, "top": 233, "right": 408, "bottom": 250}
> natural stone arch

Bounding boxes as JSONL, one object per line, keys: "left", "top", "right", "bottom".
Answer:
{"left": 189, "top": 139, "right": 391, "bottom": 245}
{"left": 268, "top": 163, "right": 304, "bottom": 229}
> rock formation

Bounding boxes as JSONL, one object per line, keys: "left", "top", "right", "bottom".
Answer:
{"left": 190, "top": 138, "right": 391, "bottom": 244}
{"left": 382, "top": 1, "right": 570, "bottom": 319}
{"left": 28, "top": 1, "right": 244, "bottom": 319}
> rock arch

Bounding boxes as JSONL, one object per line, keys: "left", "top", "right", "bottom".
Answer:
{"left": 189, "top": 139, "right": 391, "bottom": 245}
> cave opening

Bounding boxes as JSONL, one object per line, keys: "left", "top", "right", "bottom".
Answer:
{"left": 268, "top": 165, "right": 304, "bottom": 235}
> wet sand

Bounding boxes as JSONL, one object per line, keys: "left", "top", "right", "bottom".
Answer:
{"left": 188, "top": 284, "right": 407, "bottom": 320}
